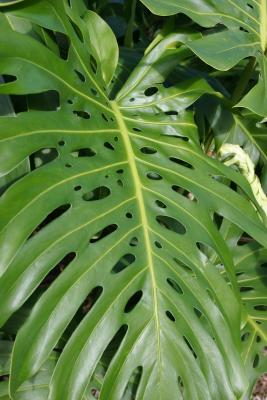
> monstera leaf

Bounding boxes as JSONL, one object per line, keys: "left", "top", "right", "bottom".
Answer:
{"left": 0, "top": 1, "right": 267, "bottom": 399}
{"left": 140, "top": 0, "right": 267, "bottom": 116}
{"left": 219, "top": 241, "right": 267, "bottom": 398}
{"left": 236, "top": 243, "right": 267, "bottom": 397}
{"left": 0, "top": 342, "right": 59, "bottom": 400}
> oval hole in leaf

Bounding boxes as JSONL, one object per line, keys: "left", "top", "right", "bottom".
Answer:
{"left": 193, "top": 307, "right": 202, "bottom": 318}
{"left": 240, "top": 286, "right": 254, "bottom": 292}
{"left": 111, "top": 253, "right": 136, "bottom": 274}
{"left": 124, "top": 290, "right": 143, "bottom": 313}
{"left": 122, "top": 366, "right": 143, "bottom": 398}
{"left": 129, "top": 237, "right": 138, "bottom": 247}
{"left": 165, "top": 110, "right": 178, "bottom": 116}
{"left": 71, "top": 148, "right": 96, "bottom": 157}
{"left": 155, "top": 200, "right": 166, "bottom": 209}
{"left": 89, "top": 224, "right": 118, "bottom": 244}
{"left": 1, "top": 74, "right": 17, "bottom": 83}
{"left": 73, "top": 110, "right": 91, "bottom": 119}
{"left": 254, "top": 305, "right": 267, "bottom": 311}
{"left": 90, "top": 55, "right": 98, "bottom": 74}
{"left": 28, "top": 204, "right": 71, "bottom": 239}
{"left": 156, "top": 215, "right": 186, "bottom": 235}
{"left": 104, "top": 142, "right": 115, "bottom": 150}
{"left": 241, "top": 332, "right": 250, "bottom": 342}
{"left": 169, "top": 157, "right": 193, "bottom": 169}
{"left": 173, "top": 258, "right": 194, "bottom": 275}
{"left": 183, "top": 336, "right": 197, "bottom": 358}
{"left": 163, "top": 133, "right": 189, "bottom": 141}
{"left": 167, "top": 278, "right": 183, "bottom": 294}
{"left": 82, "top": 186, "right": 111, "bottom": 201}
{"left": 140, "top": 147, "right": 157, "bottom": 154}
{"left": 147, "top": 172, "right": 162, "bottom": 180}
{"left": 144, "top": 87, "right": 158, "bottom": 96}
{"left": 166, "top": 310, "right": 175, "bottom": 322}
{"left": 93, "top": 324, "right": 128, "bottom": 380}
{"left": 69, "top": 18, "right": 84, "bottom": 42}
{"left": 40, "top": 252, "right": 76, "bottom": 287}
{"left": 253, "top": 354, "right": 260, "bottom": 368}
{"left": 80, "top": 286, "right": 103, "bottom": 315}
{"left": 74, "top": 69, "right": 86, "bottom": 82}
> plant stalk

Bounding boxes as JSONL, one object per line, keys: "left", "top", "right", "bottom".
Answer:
{"left": 231, "top": 56, "right": 256, "bottom": 105}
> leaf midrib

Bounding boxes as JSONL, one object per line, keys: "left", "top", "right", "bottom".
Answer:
{"left": 111, "top": 100, "right": 163, "bottom": 392}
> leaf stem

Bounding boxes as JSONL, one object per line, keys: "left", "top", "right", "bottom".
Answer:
{"left": 124, "top": 0, "right": 137, "bottom": 48}
{"left": 231, "top": 57, "right": 256, "bottom": 105}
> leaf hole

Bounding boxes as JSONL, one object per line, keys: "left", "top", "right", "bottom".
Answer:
{"left": 89, "top": 224, "right": 118, "bottom": 244}
{"left": 71, "top": 148, "right": 96, "bottom": 157}
{"left": 173, "top": 258, "right": 194, "bottom": 275}
{"left": 169, "top": 157, "right": 193, "bottom": 169}
{"left": 74, "top": 69, "right": 86, "bottom": 82}
{"left": 156, "top": 215, "right": 186, "bottom": 235}
{"left": 126, "top": 212, "right": 133, "bottom": 219}
{"left": 144, "top": 87, "right": 158, "bottom": 96}
{"left": 28, "top": 204, "right": 71, "bottom": 239}
{"left": 90, "top": 55, "right": 98, "bottom": 74}
{"left": 74, "top": 185, "right": 82, "bottom": 191}
{"left": 193, "top": 307, "right": 202, "bottom": 318}
{"left": 154, "top": 241, "right": 162, "bottom": 249}
{"left": 183, "top": 336, "right": 197, "bottom": 358}
{"left": 82, "top": 186, "right": 111, "bottom": 201}
{"left": 254, "top": 305, "right": 267, "bottom": 311}
{"left": 240, "top": 286, "right": 254, "bottom": 292}
{"left": 167, "top": 277, "right": 183, "bottom": 294}
{"left": 133, "top": 127, "right": 142, "bottom": 132}
{"left": 104, "top": 142, "right": 115, "bottom": 150}
{"left": 111, "top": 253, "right": 136, "bottom": 274}
{"left": 69, "top": 19, "right": 84, "bottom": 42}
{"left": 165, "top": 110, "right": 178, "bottom": 116}
{"left": 147, "top": 172, "right": 162, "bottom": 180}
{"left": 140, "top": 146, "right": 157, "bottom": 154}
{"left": 58, "top": 140, "right": 65, "bottom": 146}
{"left": 241, "top": 332, "right": 250, "bottom": 342}
{"left": 101, "top": 113, "right": 109, "bottom": 122}
{"left": 124, "top": 290, "right": 143, "bottom": 313}
{"left": 40, "top": 252, "right": 76, "bottom": 287}
{"left": 166, "top": 310, "right": 175, "bottom": 321}
{"left": 80, "top": 286, "right": 103, "bottom": 315}
{"left": 162, "top": 133, "right": 189, "bottom": 141}
{"left": 73, "top": 110, "right": 91, "bottom": 119}
{"left": 129, "top": 237, "right": 138, "bottom": 247}
{"left": 155, "top": 200, "right": 166, "bottom": 209}
{"left": 91, "top": 88, "right": 98, "bottom": 96}
{"left": 253, "top": 354, "right": 260, "bottom": 368}
{"left": 122, "top": 366, "right": 143, "bottom": 399}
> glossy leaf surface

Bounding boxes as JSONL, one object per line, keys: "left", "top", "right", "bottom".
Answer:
{"left": 140, "top": 0, "right": 267, "bottom": 116}
{"left": 0, "top": 2, "right": 267, "bottom": 399}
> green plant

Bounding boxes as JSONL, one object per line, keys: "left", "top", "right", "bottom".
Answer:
{"left": 0, "top": 1, "right": 266, "bottom": 399}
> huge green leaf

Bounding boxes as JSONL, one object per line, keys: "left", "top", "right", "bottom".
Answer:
{"left": 0, "top": 1, "right": 267, "bottom": 399}
{"left": 140, "top": 0, "right": 267, "bottom": 116}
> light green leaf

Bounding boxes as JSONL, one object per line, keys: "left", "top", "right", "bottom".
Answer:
{"left": 0, "top": 2, "right": 266, "bottom": 399}
{"left": 233, "top": 243, "right": 267, "bottom": 398}
{"left": 84, "top": 10, "right": 119, "bottom": 85}
{"left": 140, "top": 0, "right": 267, "bottom": 116}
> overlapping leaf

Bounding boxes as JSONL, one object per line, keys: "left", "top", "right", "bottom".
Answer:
{"left": 140, "top": 0, "right": 267, "bottom": 116}
{"left": 0, "top": 1, "right": 267, "bottom": 399}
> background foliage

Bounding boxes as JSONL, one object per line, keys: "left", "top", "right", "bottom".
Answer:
{"left": 0, "top": 0, "right": 266, "bottom": 399}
